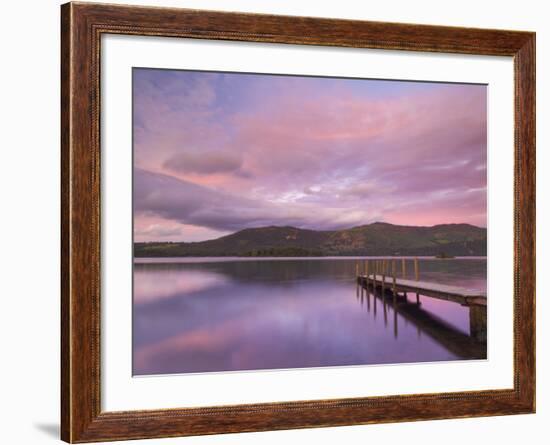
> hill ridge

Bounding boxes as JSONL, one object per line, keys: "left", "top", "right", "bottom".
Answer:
{"left": 135, "top": 222, "right": 487, "bottom": 257}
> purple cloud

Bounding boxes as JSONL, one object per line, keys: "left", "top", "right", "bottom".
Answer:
{"left": 163, "top": 151, "right": 243, "bottom": 175}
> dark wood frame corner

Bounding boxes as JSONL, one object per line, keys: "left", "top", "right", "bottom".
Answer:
{"left": 61, "top": 1, "right": 536, "bottom": 443}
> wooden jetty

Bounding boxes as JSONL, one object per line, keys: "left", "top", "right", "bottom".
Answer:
{"left": 356, "top": 258, "right": 487, "bottom": 342}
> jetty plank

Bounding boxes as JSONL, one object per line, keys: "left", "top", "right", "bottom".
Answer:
{"left": 358, "top": 275, "right": 486, "bottom": 307}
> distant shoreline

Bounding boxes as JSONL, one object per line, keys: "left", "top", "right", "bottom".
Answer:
{"left": 134, "top": 255, "right": 488, "bottom": 264}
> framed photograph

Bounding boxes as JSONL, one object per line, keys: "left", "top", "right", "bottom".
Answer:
{"left": 61, "top": 2, "right": 535, "bottom": 442}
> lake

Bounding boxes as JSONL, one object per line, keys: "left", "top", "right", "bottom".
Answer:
{"left": 133, "top": 257, "right": 487, "bottom": 375}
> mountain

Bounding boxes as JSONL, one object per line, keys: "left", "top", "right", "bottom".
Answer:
{"left": 134, "top": 222, "right": 486, "bottom": 257}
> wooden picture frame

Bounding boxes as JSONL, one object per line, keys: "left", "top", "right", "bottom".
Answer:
{"left": 61, "top": 2, "right": 535, "bottom": 442}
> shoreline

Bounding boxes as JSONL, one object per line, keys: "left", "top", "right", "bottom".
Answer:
{"left": 134, "top": 256, "right": 488, "bottom": 264}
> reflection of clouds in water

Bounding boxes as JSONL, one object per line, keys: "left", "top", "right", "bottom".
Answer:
{"left": 134, "top": 318, "right": 244, "bottom": 373}
{"left": 420, "top": 273, "right": 487, "bottom": 293}
{"left": 134, "top": 280, "right": 456, "bottom": 375}
{"left": 134, "top": 269, "right": 229, "bottom": 304}
{"left": 134, "top": 284, "right": 340, "bottom": 374}
{"left": 133, "top": 259, "right": 487, "bottom": 374}
{"left": 404, "top": 297, "right": 470, "bottom": 336}
{"left": 415, "top": 260, "right": 487, "bottom": 293}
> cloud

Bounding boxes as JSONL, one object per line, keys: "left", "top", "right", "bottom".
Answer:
{"left": 163, "top": 151, "right": 243, "bottom": 175}
{"left": 136, "top": 224, "right": 183, "bottom": 238}
{"left": 134, "top": 168, "right": 380, "bottom": 234}
{"left": 339, "top": 182, "right": 378, "bottom": 198}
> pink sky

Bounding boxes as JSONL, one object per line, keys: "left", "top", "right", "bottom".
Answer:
{"left": 133, "top": 69, "right": 487, "bottom": 242}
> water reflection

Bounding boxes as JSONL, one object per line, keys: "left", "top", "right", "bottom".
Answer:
{"left": 133, "top": 258, "right": 487, "bottom": 375}
{"left": 355, "top": 282, "right": 486, "bottom": 359}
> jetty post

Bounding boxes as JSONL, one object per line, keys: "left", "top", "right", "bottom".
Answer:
{"left": 382, "top": 260, "right": 386, "bottom": 293}
{"left": 363, "top": 260, "right": 371, "bottom": 313}
{"left": 400, "top": 258, "right": 407, "bottom": 298}
{"left": 392, "top": 259, "right": 397, "bottom": 304}
{"left": 391, "top": 260, "right": 397, "bottom": 298}
{"left": 414, "top": 257, "right": 420, "bottom": 304}
{"left": 469, "top": 306, "right": 487, "bottom": 342}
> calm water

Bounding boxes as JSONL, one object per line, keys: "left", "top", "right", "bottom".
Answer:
{"left": 133, "top": 257, "right": 487, "bottom": 375}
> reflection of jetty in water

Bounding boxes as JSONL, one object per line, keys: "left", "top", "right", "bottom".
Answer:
{"left": 355, "top": 258, "right": 486, "bottom": 360}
